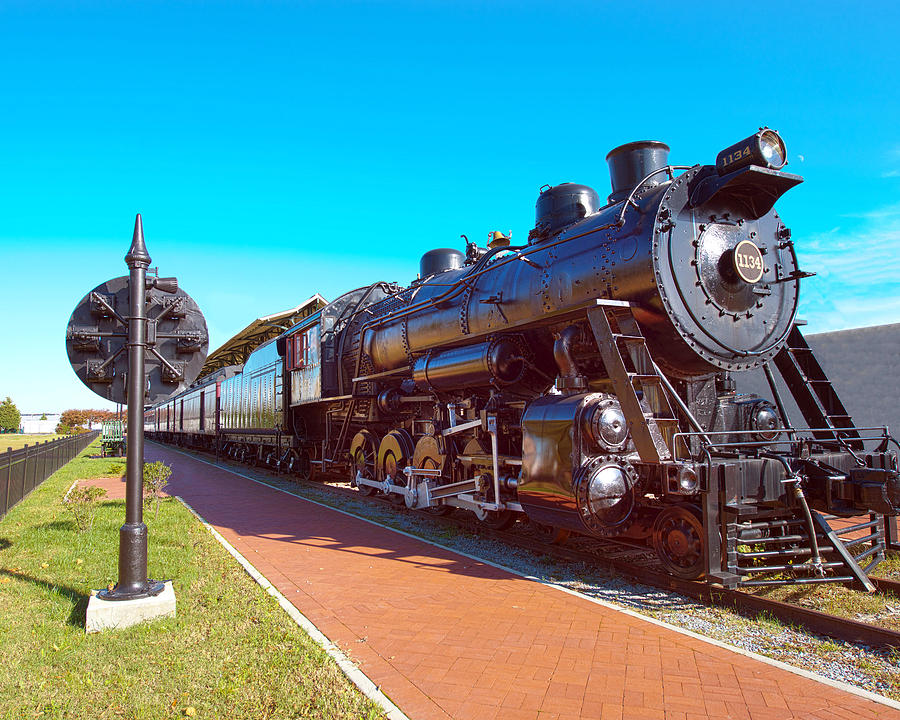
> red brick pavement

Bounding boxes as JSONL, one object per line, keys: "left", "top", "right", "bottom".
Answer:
{"left": 827, "top": 513, "right": 898, "bottom": 543}
{"left": 104, "top": 444, "right": 899, "bottom": 720}
{"left": 79, "top": 474, "right": 173, "bottom": 498}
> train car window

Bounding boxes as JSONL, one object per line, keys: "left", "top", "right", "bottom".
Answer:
{"left": 287, "top": 329, "right": 314, "bottom": 371}
{"left": 296, "top": 333, "right": 308, "bottom": 369}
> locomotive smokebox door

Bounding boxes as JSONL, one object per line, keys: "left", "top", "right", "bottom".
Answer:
{"left": 66, "top": 276, "right": 209, "bottom": 405}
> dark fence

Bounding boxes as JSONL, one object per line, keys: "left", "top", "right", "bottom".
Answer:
{"left": 0, "top": 431, "right": 99, "bottom": 520}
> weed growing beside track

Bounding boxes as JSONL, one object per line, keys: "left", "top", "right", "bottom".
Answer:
{"left": 0, "top": 440, "right": 384, "bottom": 720}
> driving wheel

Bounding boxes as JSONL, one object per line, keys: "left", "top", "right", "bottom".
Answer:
{"left": 349, "top": 430, "right": 378, "bottom": 496}
{"left": 378, "top": 430, "right": 414, "bottom": 505}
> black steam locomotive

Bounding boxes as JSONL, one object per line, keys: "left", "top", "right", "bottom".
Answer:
{"left": 147, "top": 129, "right": 900, "bottom": 588}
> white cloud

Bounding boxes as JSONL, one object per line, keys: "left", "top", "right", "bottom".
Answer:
{"left": 796, "top": 204, "right": 900, "bottom": 331}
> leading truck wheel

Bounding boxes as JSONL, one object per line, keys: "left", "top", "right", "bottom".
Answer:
{"left": 531, "top": 521, "right": 571, "bottom": 545}
{"left": 652, "top": 504, "right": 705, "bottom": 579}
{"left": 475, "top": 508, "right": 517, "bottom": 530}
{"left": 296, "top": 449, "right": 314, "bottom": 482}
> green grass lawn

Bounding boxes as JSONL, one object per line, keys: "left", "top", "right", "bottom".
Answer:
{"left": 1, "top": 433, "right": 64, "bottom": 452}
{"left": 0, "top": 440, "right": 384, "bottom": 720}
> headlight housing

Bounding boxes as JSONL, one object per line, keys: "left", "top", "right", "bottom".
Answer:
{"left": 716, "top": 128, "right": 787, "bottom": 175}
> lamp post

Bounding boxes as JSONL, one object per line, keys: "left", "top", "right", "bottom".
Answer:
{"left": 100, "top": 215, "right": 164, "bottom": 600}
{"left": 65, "top": 214, "right": 208, "bottom": 629}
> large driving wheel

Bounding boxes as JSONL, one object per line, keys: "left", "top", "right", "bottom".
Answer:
{"left": 652, "top": 504, "right": 705, "bottom": 579}
{"left": 413, "top": 435, "right": 454, "bottom": 515}
{"left": 349, "top": 430, "right": 379, "bottom": 496}
{"left": 378, "top": 430, "right": 414, "bottom": 505}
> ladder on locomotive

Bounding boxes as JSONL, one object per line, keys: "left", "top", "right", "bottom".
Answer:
{"left": 587, "top": 304, "right": 678, "bottom": 463}
{"left": 773, "top": 325, "right": 863, "bottom": 450}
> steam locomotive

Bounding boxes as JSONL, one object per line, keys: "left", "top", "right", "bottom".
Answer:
{"left": 146, "top": 128, "right": 900, "bottom": 588}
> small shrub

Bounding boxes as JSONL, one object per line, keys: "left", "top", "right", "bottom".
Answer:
{"left": 107, "top": 463, "right": 125, "bottom": 476}
{"left": 143, "top": 461, "right": 172, "bottom": 520}
{"left": 64, "top": 486, "right": 108, "bottom": 532}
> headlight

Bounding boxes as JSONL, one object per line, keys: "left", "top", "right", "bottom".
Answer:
{"left": 587, "top": 464, "right": 629, "bottom": 513}
{"left": 677, "top": 466, "right": 699, "bottom": 494}
{"left": 666, "top": 463, "right": 700, "bottom": 495}
{"left": 716, "top": 128, "right": 788, "bottom": 175}
{"left": 758, "top": 130, "right": 786, "bottom": 168}
{"left": 586, "top": 398, "right": 629, "bottom": 451}
{"left": 749, "top": 400, "right": 780, "bottom": 441}
{"left": 574, "top": 457, "right": 638, "bottom": 534}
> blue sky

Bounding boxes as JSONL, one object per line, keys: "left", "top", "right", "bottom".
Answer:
{"left": 2, "top": 1, "right": 899, "bottom": 413}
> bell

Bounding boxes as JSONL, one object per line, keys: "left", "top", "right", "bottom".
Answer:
{"left": 487, "top": 230, "right": 510, "bottom": 249}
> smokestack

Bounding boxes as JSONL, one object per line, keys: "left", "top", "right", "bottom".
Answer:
{"left": 606, "top": 141, "right": 670, "bottom": 204}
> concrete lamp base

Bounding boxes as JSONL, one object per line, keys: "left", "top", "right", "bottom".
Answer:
{"left": 86, "top": 580, "right": 176, "bottom": 633}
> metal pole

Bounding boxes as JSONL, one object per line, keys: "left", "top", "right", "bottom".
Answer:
{"left": 22, "top": 444, "right": 29, "bottom": 496}
{"left": 102, "top": 213, "right": 163, "bottom": 600}
{"left": 3, "top": 448, "right": 10, "bottom": 517}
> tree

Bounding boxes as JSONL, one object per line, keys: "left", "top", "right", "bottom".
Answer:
{"left": 56, "top": 408, "right": 119, "bottom": 434}
{"left": 0, "top": 397, "right": 20, "bottom": 433}
{"left": 59, "top": 409, "right": 90, "bottom": 431}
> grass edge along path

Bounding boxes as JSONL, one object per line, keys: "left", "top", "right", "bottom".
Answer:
{"left": 0, "top": 439, "right": 385, "bottom": 720}
{"left": 1, "top": 433, "right": 64, "bottom": 452}
{"left": 176, "top": 497, "right": 408, "bottom": 720}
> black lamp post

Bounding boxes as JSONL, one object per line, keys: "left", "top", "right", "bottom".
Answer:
{"left": 65, "top": 214, "right": 208, "bottom": 611}
{"left": 100, "top": 215, "right": 164, "bottom": 600}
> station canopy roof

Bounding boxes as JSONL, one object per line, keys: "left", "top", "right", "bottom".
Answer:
{"left": 197, "top": 294, "right": 327, "bottom": 380}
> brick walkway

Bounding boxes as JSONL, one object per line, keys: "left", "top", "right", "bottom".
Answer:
{"left": 827, "top": 513, "right": 898, "bottom": 543}
{"left": 99, "top": 444, "right": 899, "bottom": 720}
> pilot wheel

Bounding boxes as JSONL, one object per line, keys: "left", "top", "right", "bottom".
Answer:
{"left": 651, "top": 504, "right": 705, "bottom": 579}
{"left": 474, "top": 504, "right": 517, "bottom": 530}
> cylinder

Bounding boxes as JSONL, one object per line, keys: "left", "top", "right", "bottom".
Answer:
{"left": 413, "top": 339, "right": 524, "bottom": 392}
{"left": 606, "top": 141, "right": 670, "bottom": 203}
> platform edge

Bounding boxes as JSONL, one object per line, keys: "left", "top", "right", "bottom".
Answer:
{"left": 175, "top": 496, "right": 411, "bottom": 720}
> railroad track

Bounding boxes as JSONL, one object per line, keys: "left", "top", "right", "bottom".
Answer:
{"left": 164, "top": 444, "right": 900, "bottom": 650}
